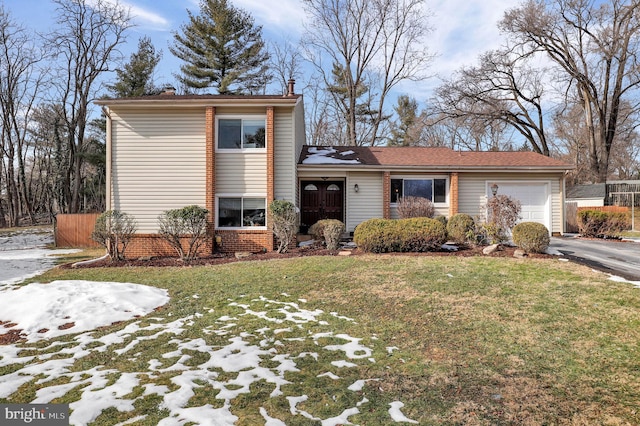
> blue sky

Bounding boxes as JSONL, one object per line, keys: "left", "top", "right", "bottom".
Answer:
{"left": 7, "top": 0, "right": 516, "bottom": 101}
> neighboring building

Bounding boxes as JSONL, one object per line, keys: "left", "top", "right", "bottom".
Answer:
{"left": 566, "top": 183, "right": 606, "bottom": 207}
{"left": 97, "top": 89, "right": 574, "bottom": 256}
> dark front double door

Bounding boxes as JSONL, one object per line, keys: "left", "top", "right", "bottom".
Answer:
{"left": 301, "top": 181, "right": 344, "bottom": 228}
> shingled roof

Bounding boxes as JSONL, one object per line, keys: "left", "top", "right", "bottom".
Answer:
{"left": 298, "top": 146, "right": 573, "bottom": 171}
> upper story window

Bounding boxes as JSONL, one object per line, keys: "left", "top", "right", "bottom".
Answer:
{"left": 217, "top": 117, "right": 266, "bottom": 150}
{"left": 391, "top": 178, "right": 447, "bottom": 204}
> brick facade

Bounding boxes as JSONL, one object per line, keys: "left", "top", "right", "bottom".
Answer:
{"left": 449, "top": 172, "right": 459, "bottom": 217}
{"left": 383, "top": 171, "right": 391, "bottom": 219}
{"left": 265, "top": 106, "right": 275, "bottom": 251}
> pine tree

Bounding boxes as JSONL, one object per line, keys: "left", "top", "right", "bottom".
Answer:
{"left": 107, "top": 36, "right": 161, "bottom": 97}
{"left": 170, "top": 0, "right": 270, "bottom": 94}
{"left": 389, "top": 95, "right": 420, "bottom": 146}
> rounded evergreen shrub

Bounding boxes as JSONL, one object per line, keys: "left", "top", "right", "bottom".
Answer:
{"left": 446, "top": 213, "right": 475, "bottom": 244}
{"left": 354, "top": 218, "right": 447, "bottom": 253}
{"left": 398, "top": 217, "right": 448, "bottom": 252}
{"left": 512, "top": 222, "right": 550, "bottom": 253}
{"left": 353, "top": 219, "right": 397, "bottom": 253}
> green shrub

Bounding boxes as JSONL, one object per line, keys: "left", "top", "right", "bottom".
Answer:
{"left": 91, "top": 210, "right": 137, "bottom": 261}
{"left": 398, "top": 217, "right": 448, "bottom": 252}
{"left": 446, "top": 213, "right": 475, "bottom": 244}
{"left": 353, "top": 219, "right": 398, "bottom": 253}
{"left": 158, "top": 205, "right": 210, "bottom": 260}
{"left": 353, "top": 218, "right": 447, "bottom": 253}
{"left": 512, "top": 222, "right": 550, "bottom": 253}
{"left": 434, "top": 215, "right": 448, "bottom": 227}
{"left": 268, "top": 200, "right": 299, "bottom": 253}
{"left": 577, "top": 210, "right": 631, "bottom": 238}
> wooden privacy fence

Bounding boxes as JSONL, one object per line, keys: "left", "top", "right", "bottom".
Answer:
{"left": 55, "top": 213, "right": 102, "bottom": 248}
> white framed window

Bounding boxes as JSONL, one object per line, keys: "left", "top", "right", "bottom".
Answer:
{"left": 217, "top": 196, "right": 266, "bottom": 228}
{"left": 390, "top": 177, "right": 448, "bottom": 205}
{"left": 217, "top": 116, "right": 266, "bottom": 150}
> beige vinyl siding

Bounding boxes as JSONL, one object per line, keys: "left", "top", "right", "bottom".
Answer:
{"left": 274, "top": 108, "right": 295, "bottom": 201}
{"left": 346, "top": 171, "right": 383, "bottom": 231}
{"left": 215, "top": 152, "right": 267, "bottom": 194}
{"left": 111, "top": 108, "right": 206, "bottom": 232}
{"left": 457, "top": 173, "right": 564, "bottom": 234}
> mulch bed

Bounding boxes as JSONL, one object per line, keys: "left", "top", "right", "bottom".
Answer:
{"left": 62, "top": 242, "right": 552, "bottom": 269}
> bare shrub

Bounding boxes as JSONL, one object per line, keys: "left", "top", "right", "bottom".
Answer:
{"left": 396, "top": 196, "right": 435, "bottom": 218}
{"left": 268, "top": 200, "right": 299, "bottom": 253}
{"left": 484, "top": 195, "right": 521, "bottom": 243}
{"left": 91, "top": 210, "right": 137, "bottom": 261}
{"left": 158, "top": 205, "right": 210, "bottom": 261}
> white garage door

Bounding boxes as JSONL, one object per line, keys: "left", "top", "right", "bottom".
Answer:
{"left": 492, "top": 182, "right": 550, "bottom": 231}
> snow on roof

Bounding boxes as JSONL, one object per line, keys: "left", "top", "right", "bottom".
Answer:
{"left": 302, "top": 147, "right": 362, "bottom": 165}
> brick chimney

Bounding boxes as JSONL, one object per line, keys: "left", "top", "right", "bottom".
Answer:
{"left": 161, "top": 86, "right": 176, "bottom": 95}
{"left": 286, "top": 79, "right": 295, "bottom": 96}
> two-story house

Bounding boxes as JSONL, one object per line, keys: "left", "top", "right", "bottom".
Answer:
{"left": 96, "top": 84, "right": 572, "bottom": 256}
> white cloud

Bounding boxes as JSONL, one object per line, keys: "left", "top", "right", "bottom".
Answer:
{"left": 126, "top": 2, "right": 170, "bottom": 28}
{"left": 234, "top": 0, "right": 307, "bottom": 35}
{"left": 87, "top": 0, "right": 170, "bottom": 28}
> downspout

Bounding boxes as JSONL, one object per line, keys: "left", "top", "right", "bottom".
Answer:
{"left": 102, "top": 106, "right": 112, "bottom": 211}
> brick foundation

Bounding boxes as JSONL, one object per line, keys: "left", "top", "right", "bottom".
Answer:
{"left": 123, "top": 230, "right": 276, "bottom": 258}
{"left": 214, "top": 229, "right": 273, "bottom": 253}
{"left": 124, "top": 234, "right": 214, "bottom": 259}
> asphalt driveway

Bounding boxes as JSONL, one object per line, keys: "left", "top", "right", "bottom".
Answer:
{"left": 550, "top": 236, "right": 640, "bottom": 281}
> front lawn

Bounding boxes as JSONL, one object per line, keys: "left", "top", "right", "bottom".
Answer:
{"left": 2, "top": 255, "right": 640, "bottom": 424}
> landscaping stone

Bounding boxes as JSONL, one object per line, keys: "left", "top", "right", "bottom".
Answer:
{"left": 483, "top": 244, "right": 500, "bottom": 255}
{"left": 513, "top": 249, "right": 527, "bottom": 258}
{"left": 235, "top": 251, "right": 253, "bottom": 259}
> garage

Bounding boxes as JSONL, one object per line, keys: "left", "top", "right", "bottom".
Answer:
{"left": 491, "top": 182, "right": 551, "bottom": 232}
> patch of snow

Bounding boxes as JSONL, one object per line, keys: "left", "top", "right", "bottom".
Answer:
{"left": 0, "top": 281, "right": 169, "bottom": 342}
{"left": 260, "top": 407, "right": 287, "bottom": 426}
{"left": 303, "top": 147, "right": 361, "bottom": 165}
{"left": 331, "top": 360, "right": 358, "bottom": 368}
{"left": 545, "top": 247, "right": 564, "bottom": 255}
{"left": 0, "top": 294, "right": 415, "bottom": 425}
{"left": 340, "top": 150, "right": 356, "bottom": 156}
{"left": 441, "top": 244, "right": 458, "bottom": 251}
{"left": 388, "top": 401, "right": 419, "bottom": 424}
{"left": 348, "top": 378, "right": 380, "bottom": 391}
{"left": 609, "top": 274, "right": 640, "bottom": 289}
{"left": 317, "top": 372, "right": 341, "bottom": 380}
{"left": 387, "top": 346, "right": 399, "bottom": 354}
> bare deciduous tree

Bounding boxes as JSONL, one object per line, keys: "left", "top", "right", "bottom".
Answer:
{"left": 431, "top": 49, "right": 551, "bottom": 155}
{"left": 49, "top": 0, "right": 131, "bottom": 213}
{"left": 0, "top": 6, "right": 46, "bottom": 226}
{"left": 302, "top": 0, "right": 433, "bottom": 146}
{"left": 501, "top": 0, "right": 640, "bottom": 182}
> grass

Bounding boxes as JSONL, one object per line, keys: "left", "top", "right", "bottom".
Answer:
{"left": 4, "top": 253, "right": 640, "bottom": 424}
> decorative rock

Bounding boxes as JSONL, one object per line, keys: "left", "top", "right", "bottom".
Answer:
{"left": 234, "top": 251, "right": 253, "bottom": 259}
{"left": 338, "top": 250, "right": 352, "bottom": 256}
{"left": 482, "top": 244, "right": 500, "bottom": 255}
{"left": 513, "top": 249, "right": 527, "bottom": 259}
